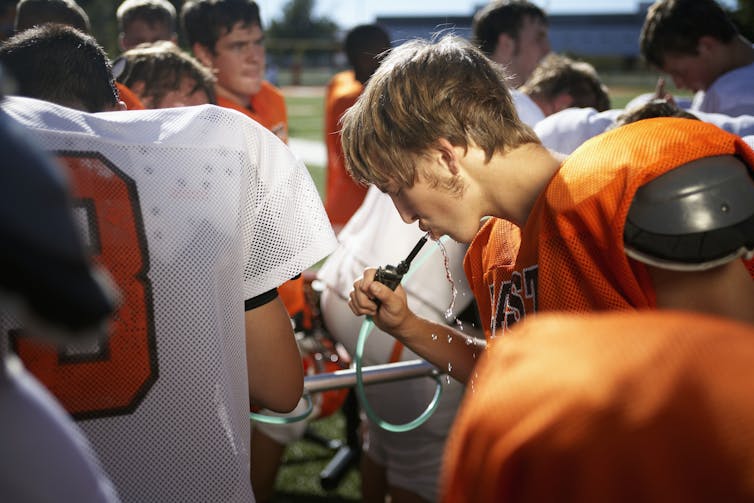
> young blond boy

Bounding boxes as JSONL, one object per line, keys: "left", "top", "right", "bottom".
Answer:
{"left": 344, "top": 36, "right": 754, "bottom": 383}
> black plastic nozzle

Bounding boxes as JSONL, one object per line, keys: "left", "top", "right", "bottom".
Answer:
{"left": 374, "top": 234, "right": 429, "bottom": 291}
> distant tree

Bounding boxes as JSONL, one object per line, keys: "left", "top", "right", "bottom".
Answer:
{"left": 730, "top": 0, "right": 754, "bottom": 41}
{"left": 266, "top": 0, "right": 338, "bottom": 55}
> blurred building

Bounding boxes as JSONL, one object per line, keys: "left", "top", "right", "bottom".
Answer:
{"left": 377, "top": 2, "right": 653, "bottom": 63}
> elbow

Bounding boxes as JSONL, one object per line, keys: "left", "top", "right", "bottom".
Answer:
{"left": 263, "top": 381, "right": 304, "bottom": 413}
{"left": 253, "top": 366, "right": 305, "bottom": 413}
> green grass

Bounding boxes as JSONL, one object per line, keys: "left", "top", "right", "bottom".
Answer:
{"left": 286, "top": 94, "right": 326, "bottom": 142}
{"left": 271, "top": 413, "right": 361, "bottom": 502}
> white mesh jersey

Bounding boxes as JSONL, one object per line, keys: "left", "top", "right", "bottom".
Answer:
{"left": 0, "top": 96, "right": 336, "bottom": 502}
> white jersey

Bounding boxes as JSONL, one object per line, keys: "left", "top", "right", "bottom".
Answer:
{"left": 534, "top": 107, "right": 623, "bottom": 155}
{"left": 692, "top": 61, "right": 754, "bottom": 117}
{"left": 511, "top": 89, "right": 545, "bottom": 127}
{"left": 535, "top": 106, "right": 754, "bottom": 156}
{"left": 1, "top": 97, "right": 336, "bottom": 502}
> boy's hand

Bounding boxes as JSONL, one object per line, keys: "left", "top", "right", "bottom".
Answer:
{"left": 654, "top": 77, "right": 677, "bottom": 106}
{"left": 348, "top": 267, "right": 413, "bottom": 334}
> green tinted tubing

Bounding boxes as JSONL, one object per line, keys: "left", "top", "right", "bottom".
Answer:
{"left": 354, "top": 236, "right": 448, "bottom": 433}
{"left": 249, "top": 392, "right": 313, "bottom": 424}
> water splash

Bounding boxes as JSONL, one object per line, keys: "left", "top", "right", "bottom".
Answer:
{"left": 436, "top": 238, "right": 458, "bottom": 321}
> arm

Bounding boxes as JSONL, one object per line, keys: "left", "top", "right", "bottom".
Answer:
{"left": 350, "top": 268, "right": 484, "bottom": 383}
{"left": 648, "top": 260, "right": 754, "bottom": 325}
{"left": 245, "top": 295, "right": 304, "bottom": 412}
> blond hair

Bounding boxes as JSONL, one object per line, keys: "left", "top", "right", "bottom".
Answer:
{"left": 341, "top": 35, "right": 538, "bottom": 189}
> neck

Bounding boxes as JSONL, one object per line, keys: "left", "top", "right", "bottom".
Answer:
{"left": 727, "top": 36, "right": 754, "bottom": 71}
{"left": 215, "top": 85, "right": 248, "bottom": 108}
{"left": 480, "top": 143, "right": 562, "bottom": 227}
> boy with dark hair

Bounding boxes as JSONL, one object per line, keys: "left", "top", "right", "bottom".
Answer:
{"left": 14, "top": 0, "right": 89, "bottom": 33}
{"left": 12, "top": 0, "right": 144, "bottom": 110}
{"left": 116, "top": 0, "right": 177, "bottom": 51}
{"left": 640, "top": 0, "right": 754, "bottom": 116}
{"left": 344, "top": 35, "right": 754, "bottom": 383}
{"left": 180, "top": 0, "right": 287, "bottom": 142}
{"left": 0, "top": 24, "right": 122, "bottom": 112}
{"left": 472, "top": 0, "right": 550, "bottom": 88}
{"left": 116, "top": 40, "right": 216, "bottom": 108}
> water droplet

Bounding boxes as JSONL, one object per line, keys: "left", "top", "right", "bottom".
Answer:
{"left": 447, "top": 334, "right": 453, "bottom": 343}
{"left": 431, "top": 333, "right": 438, "bottom": 341}
{"left": 721, "top": 203, "right": 730, "bottom": 213}
{"left": 436, "top": 239, "right": 458, "bottom": 320}
{"left": 465, "top": 336, "right": 473, "bottom": 346}
{"left": 447, "top": 362, "right": 452, "bottom": 372}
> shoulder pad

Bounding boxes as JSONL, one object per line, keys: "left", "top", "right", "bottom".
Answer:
{"left": 624, "top": 155, "right": 754, "bottom": 271}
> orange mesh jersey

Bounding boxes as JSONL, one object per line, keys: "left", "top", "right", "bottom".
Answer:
{"left": 323, "top": 70, "right": 367, "bottom": 228}
{"left": 116, "top": 82, "right": 145, "bottom": 111}
{"left": 464, "top": 118, "right": 754, "bottom": 339}
{"left": 441, "top": 311, "right": 754, "bottom": 503}
{"left": 216, "top": 80, "right": 288, "bottom": 143}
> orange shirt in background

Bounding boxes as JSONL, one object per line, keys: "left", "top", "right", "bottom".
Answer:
{"left": 216, "top": 81, "right": 288, "bottom": 143}
{"left": 323, "top": 70, "right": 367, "bottom": 230}
{"left": 116, "top": 82, "right": 145, "bottom": 111}
{"left": 441, "top": 311, "right": 754, "bottom": 503}
{"left": 464, "top": 118, "right": 754, "bottom": 339}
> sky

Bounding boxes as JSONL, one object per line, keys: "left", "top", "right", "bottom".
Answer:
{"left": 255, "top": 0, "right": 737, "bottom": 31}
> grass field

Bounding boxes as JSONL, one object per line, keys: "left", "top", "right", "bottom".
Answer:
{"left": 273, "top": 72, "right": 684, "bottom": 501}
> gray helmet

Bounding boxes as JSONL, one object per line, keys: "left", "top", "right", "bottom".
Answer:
{"left": 624, "top": 155, "right": 754, "bottom": 271}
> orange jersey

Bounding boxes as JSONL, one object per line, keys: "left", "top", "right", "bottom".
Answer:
{"left": 116, "top": 82, "right": 145, "bottom": 111}
{"left": 216, "top": 81, "right": 288, "bottom": 143}
{"left": 323, "top": 71, "right": 367, "bottom": 228}
{"left": 441, "top": 311, "right": 754, "bottom": 503}
{"left": 464, "top": 118, "right": 754, "bottom": 339}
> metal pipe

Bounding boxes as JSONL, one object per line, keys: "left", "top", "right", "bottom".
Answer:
{"left": 304, "top": 359, "right": 441, "bottom": 394}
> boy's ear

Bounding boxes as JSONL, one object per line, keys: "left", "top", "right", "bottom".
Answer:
{"left": 696, "top": 35, "right": 719, "bottom": 57}
{"left": 436, "top": 138, "right": 459, "bottom": 175}
{"left": 192, "top": 42, "right": 214, "bottom": 68}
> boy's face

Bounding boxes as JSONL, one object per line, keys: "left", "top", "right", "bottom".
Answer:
{"left": 208, "top": 21, "right": 265, "bottom": 103}
{"left": 509, "top": 15, "right": 550, "bottom": 86}
{"left": 383, "top": 163, "right": 480, "bottom": 244}
{"left": 131, "top": 76, "right": 210, "bottom": 109}
{"left": 120, "top": 19, "right": 175, "bottom": 51}
{"left": 659, "top": 51, "right": 718, "bottom": 92}
{"left": 155, "top": 77, "right": 210, "bottom": 109}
